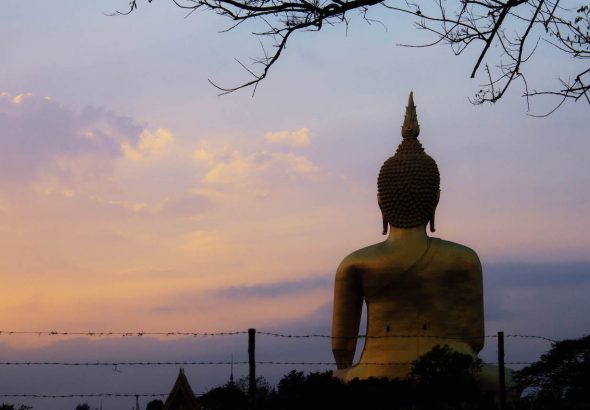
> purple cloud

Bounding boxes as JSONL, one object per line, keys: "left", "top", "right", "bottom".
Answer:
{"left": 0, "top": 92, "right": 143, "bottom": 185}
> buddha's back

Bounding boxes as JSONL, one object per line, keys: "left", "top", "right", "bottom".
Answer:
{"left": 334, "top": 237, "right": 484, "bottom": 381}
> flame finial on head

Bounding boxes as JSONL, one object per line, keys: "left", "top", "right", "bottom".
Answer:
{"left": 401, "top": 91, "right": 420, "bottom": 139}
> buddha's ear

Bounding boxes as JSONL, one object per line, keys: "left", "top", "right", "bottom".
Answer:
{"left": 429, "top": 189, "right": 441, "bottom": 233}
{"left": 378, "top": 194, "right": 388, "bottom": 235}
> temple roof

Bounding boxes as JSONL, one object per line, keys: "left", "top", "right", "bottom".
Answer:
{"left": 163, "top": 368, "right": 201, "bottom": 410}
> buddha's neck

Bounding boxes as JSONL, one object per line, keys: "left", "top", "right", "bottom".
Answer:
{"left": 387, "top": 225, "right": 429, "bottom": 244}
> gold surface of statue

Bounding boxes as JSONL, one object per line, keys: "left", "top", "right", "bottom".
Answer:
{"left": 332, "top": 93, "right": 486, "bottom": 383}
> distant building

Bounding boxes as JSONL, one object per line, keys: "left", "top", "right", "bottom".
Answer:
{"left": 163, "top": 368, "right": 201, "bottom": 410}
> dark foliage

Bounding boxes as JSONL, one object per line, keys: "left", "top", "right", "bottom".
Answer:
{"left": 200, "top": 383, "right": 248, "bottom": 410}
{"left": 197, "top": 340, "right": 590, "bottom": 410}
{"left": 410, "top": 345, "right": 493, "bottom": 409}
{"left": 145, "top": 399, "right": 164, "bottom": 410}
{"left": 201, "top": 347, "right": 496, "bottom": 409}
{"left": 346, "top": 377, "right": 415, "bottom": 410}
{"left": 0, "top": 405, "right": 32, "bottom": 410}
{"left": 274, "top": 370, "right": 346, "bottom": 410}
{"left": 515, "top": 334, "right": 590, "bottom": 409}
{"left": 200, "top": 377, "right": 273, "bottom": 410}
{"left": 74, "top": 404, "right": 91, "bottom": 410}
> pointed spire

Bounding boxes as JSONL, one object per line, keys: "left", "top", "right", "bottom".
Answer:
{"left": 401, "top": 91, "right": 420, "bottom": 139}
{"left": 163, "top": 368, "right": 201, "bottom": 410}
{"left": 230, "top": 354, "right": 234, "bottom": 384}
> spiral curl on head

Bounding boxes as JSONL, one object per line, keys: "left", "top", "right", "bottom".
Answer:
{"left": 378, "top": 92, "right": 440, "bottom": 234}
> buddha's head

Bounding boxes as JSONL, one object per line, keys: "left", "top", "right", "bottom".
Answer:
{"left": 377, "top": 92, "right": 440, "bottom": 235}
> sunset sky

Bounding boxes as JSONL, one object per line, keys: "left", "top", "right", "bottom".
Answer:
{"left": 1, "top": 0, "right": 589, "bottom": 408}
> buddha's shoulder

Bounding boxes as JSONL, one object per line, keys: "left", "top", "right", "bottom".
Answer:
{"left": 339, "top": 242, "right": 390, "bottom": 269}
{"left": 431, "top": 237, "right": 482, "bottom": 268}
{"left": 336, "top": 238, "right": 482, "bottom": 271}
{"left": 336, "top": 241, "right": 392, "bottom": 269}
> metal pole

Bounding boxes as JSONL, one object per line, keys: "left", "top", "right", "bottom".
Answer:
{"left": 498, "top": 331, "right": 506, "bottom": 410}
{"left": 248, "top": 328, "right": 256, "bottom": 410}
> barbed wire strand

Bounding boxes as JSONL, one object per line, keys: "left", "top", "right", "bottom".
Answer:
{"left": 0, "top": 331, "right": 247, "bottom": 337}
{"left": 0, "top": 360, "right": 535, "bottom": 366}
{"left": 0, "top": 393, "right": 167, "bottom": 398}
{"left": 0, "top": 361, "right": 248, "bottom": 366}
{"left": 0, "top": 330, "right": 557, "bottom": 342}
{"left": 0, "top": 361, "right": 532, "bottom": 399}
{"left": 259, "top": 332, "right": 493, "bottom": 340}
{"left": 257, "top": 332, "right": 556, "bottom": 342}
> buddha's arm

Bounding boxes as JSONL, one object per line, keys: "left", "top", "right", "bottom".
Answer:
{"left": 471, "top": 255, "right": 485, "bottom": 352}
{"left": 467, "top": 252, "right": 485, "bottom": 353}
{"left": 332, "top": 260, "right": 363, "bottom": 369}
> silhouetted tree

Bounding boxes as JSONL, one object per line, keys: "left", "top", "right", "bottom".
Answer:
{"left": 275, "top": 370, "right": 345, "bottom": 410}
{"left": 346, "top": 377, "right": 415, "bottom": 410}
{"left": 199, "top": 358, "right": 501, "bottom": 410}
{"left": 119, "top": 0, "right": 589, "bottom": 113}
{"left": 201, "top": 376, "right": 273, "bottom": 410}
{"left": 236, "top": 375, "right": 273, "bottom": 404}
{"left": 145, "top": 399, "right": 164, "bottom": 410}
{"left": 410, "top": 345, "right": 493, "bottom": 409}
{"left": 200, "top": 383, "right": 248, "bottom": 410}
{"left": 0, "top": 405, "right": 32, "bottom": 410}
{"left": 515, "top": 334, "right": 590, "bottom": 409}
{"left": 74, "top": 404, "right": 91, "bottom": 410}
{"left": 273, "top": 370, "right": 416, "bottom": 410}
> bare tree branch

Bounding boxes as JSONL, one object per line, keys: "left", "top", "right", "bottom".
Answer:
{"left": 116, "top": 0, "right": 590, "bottom": 114}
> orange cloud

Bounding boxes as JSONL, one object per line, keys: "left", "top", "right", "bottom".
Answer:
{"left": 264, "top": 128, "right": 310, "bottom": 147}
{"left": 121, "top": 128, "right": 175, "bottom": 161}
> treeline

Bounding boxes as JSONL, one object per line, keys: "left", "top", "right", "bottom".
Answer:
{"left": 3, "top": 335, "right": 588, "bottom": 410}
{"left": 193, "top": 336, "right": 590, "bottom": 410}
{"left": 197, "top": 345, "right": 493, "bottom": 410}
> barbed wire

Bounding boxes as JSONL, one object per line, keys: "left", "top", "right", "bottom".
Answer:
{"left": 0, "top": 393, "right": 167, "bottom": 398}
{"left": 505, "top": 334, "right": 556, "bottom": 343}
{"left": 0, "top": 360, "right": 247, "bottom": 366}
{"left": 0, "top": 360, "right": 535, "bottom": 366}
{"left": 0, "top": 330, "right": 247, "bottom": 337}
{"left": 0, "top": 328, "right": 557, "bottom": 403}
{"left": 259, "top": 332, "right": 496, "bottom": 340}
{"left": 258, "top": 332, "right": 556, "bottom": 343}
{"left": 0, "top": 330, "right": 557, "bottom": 342}
{"left": 257, "top": 361, "right": 536, "bottom": 366}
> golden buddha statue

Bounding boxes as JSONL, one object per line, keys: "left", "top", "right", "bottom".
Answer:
{"left": 332, "top": 92, "right": 487, "bottom": 383}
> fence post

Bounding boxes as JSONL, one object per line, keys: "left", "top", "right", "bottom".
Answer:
{"left": 498, "top": 331, "right": 506, "bottom": 410}
{"left": 248, "top": 328, "right": 256, "bottom": 410}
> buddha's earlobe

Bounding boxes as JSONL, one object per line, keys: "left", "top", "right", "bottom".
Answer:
{"left": 377, "top": 194, "right": 389, "bottom": 235}
{"left": 429, "top": 189, "right": 440, "bottom": 232}
{"left": 382, "top": 213, "right": 389, "bottom": 235}
{"left": 378, "top": 194, "right": 388, "bottom": 235}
